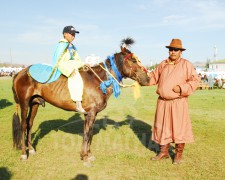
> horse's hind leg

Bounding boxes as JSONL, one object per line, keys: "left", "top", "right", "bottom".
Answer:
{"left": 27, "top": 103, "right": 39, "bottom": 155}
{"left": 20, "top": 105, "right": 29, "bottom": 160}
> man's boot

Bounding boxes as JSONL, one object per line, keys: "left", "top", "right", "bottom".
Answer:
{"left": 173, "top": 143, "right": 185, "bottom": 165}
{"left": 76, "top": 101, "right": 87, "bottom": 114}
{"left": 151, "top": 143, "right": 170, "bottom": 161}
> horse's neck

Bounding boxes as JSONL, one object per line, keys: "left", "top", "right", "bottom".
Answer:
{"left": 104, "top": 53, "right": 124, "bottom": 77}
{"left": 92, "top": 63, "right": 109, "bottom": 81}
{"left": 86, "top": 53, "right": 124, "bottom": 82}
{"left": 103, "top": 60, "right": 118, "bottom": 81}
{"left": 115, "top": 53, "right": 124, "bottom": 76}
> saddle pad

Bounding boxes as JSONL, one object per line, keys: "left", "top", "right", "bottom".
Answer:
{"left": 29, "top": 63, "right": 61, "bottom": 83}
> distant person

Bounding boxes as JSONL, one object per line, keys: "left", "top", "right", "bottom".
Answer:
{"left": 148, "top": 39, "right": 200, "bottom": 164}
{"left": 207, "top": 74, "right": 214, "bottom": 90}
{"left": 52, "top": 25, "right": 87, "bottom": 114}
{"left": 202, "top": 74, "right": 208, "bottom": 83}
{"left": 222, "top": 74, "right": 225, "bottom": 89}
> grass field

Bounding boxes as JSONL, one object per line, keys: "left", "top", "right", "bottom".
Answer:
{"left": 0, "top": 77, "right": 225, "bottom": 179}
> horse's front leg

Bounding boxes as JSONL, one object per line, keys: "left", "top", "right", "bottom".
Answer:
{"left": 81, "top": 111, "right": 96, "bottom": 166}
{"left": 86, "top": 120, "right": 96, "bottom": 162}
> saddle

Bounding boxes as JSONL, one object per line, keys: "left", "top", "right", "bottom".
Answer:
{"left": 28, "top": 63, "right": 61, "bottom": 83}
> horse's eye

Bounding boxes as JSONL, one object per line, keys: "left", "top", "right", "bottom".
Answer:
{"left": 132, "top": 59, "right": 137, "bottom": 63}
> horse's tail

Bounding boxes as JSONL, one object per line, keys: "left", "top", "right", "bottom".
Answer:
{"left": 12, "top": 110, "right": 21, "bottom": 149}
{"left": 12, "top": 73, "right": 21, "bottom": 149}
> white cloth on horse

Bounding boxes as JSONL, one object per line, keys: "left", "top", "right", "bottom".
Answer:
{"left": 85, "top": 54, "right": 101, "bottom": 67}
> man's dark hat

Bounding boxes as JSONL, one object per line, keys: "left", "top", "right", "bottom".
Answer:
{"left": 63, "top": 26, "right": 79, "bottom": 35}
{"left": 166, "top": 39, "right": 186, "bottom": 51}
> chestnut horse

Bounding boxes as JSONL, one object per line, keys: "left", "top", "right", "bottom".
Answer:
{"left": 12, "top": 38, "right": 150, "bottom": 165}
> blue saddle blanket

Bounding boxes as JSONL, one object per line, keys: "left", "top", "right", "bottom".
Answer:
{"left": 29, "top": 64, "right": 62, "bottom": 83}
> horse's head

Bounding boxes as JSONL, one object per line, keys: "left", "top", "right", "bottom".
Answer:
{"left": 117, "top": 38, "right": 150, "bottom": 86}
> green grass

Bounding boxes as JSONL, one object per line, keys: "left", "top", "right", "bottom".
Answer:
{"left": 0, "top": 77, "right": 225, "bottom": 179}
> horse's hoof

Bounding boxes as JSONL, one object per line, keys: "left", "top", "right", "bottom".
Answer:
{"left": 83, "top": 161, "right": 93, "bottom": 167}
{"left": 20, "top": 154, "right": 27, "bottom": 161}
{"left": 29, "top": 149, "right": 36, "bottom": 155}
{"left": 87, "top": 155, "right": 96, "bottom": 162}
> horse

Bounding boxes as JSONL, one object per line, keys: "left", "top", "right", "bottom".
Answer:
{"left": 12, "top": 38, "right": 150, "bottom": 165}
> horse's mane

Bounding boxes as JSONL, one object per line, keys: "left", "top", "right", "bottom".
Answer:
{"left": 121, "top": 37, "right": 135, "bottom": 47}
{"left": 79, "top": 62, "right": 105, "bottom": 73}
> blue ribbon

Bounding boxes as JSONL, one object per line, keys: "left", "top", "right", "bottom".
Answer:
{"left": 100, "top": 61, "right": 121, "bottom": 98}
{"left": 107, "top": 55, "right": 123, "bottom": 82}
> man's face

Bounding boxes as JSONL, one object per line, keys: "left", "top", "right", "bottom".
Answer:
{"left": 168, "top": 48, "right": 182, "bottom": 61}
{"left": 64, "top": 32, "right": 75, "bottom": 43}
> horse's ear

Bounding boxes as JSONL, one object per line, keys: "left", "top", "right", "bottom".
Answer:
{"left": 121, "top": 46, "right": 125, "bottom": 53}
{"left": 121, "top": 46, "right": 127, "bottom": 54}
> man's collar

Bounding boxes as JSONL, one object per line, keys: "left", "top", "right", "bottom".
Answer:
{"left": 166, "top": 58, "right": 182, "bottom": 65}
{"left": 59, "top": 38, "right": 70, "bottom": 43}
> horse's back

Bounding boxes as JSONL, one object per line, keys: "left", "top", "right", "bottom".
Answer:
{"left": 12, "top": 67, "right": 36, "bottom": 103}
{"left": 13, "top": 67, "right": 35, "bottom": 91}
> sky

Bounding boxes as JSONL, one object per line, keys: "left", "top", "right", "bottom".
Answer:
{"left": 0, "top": 0, "right": 225, "bottom": 66}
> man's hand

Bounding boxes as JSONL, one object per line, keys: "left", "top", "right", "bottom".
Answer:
{"left": 173, "top": 85, "right": 181, "bottom": 94}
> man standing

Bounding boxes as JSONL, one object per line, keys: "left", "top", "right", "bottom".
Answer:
{"left": 149, "top": 39, "right": 200, "bottom": 164}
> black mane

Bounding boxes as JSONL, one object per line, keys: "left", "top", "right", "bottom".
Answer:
{"left": 121, "top": 38, "right": 135, "bottom": 47}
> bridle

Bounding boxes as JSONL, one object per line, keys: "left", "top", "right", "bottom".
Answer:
{"left": 124, "top": 53, "right": 148, "bottom": 81}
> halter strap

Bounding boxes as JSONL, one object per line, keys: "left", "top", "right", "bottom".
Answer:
{"left": 124, "top": 53, "right": 133, "bottom": 61}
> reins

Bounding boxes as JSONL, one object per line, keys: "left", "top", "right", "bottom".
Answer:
{"left": 99, "top": 64, "right": 134, "bottom": 88}
{"left": 85, "top": 56, "right": 138, "bottom": 88}
{"left": 85, "top": 64, "right": 135, "bottom": 88}
{"left": 84, "top": 65, "right": 104, "bottom": 83}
